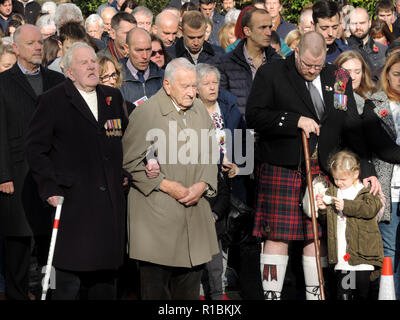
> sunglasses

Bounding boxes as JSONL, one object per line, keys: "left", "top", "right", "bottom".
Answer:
{"left": 151, "top": 49, "right": 164, "bottom": 57}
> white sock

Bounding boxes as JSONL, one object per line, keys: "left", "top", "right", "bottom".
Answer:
{"left": 302, "top": 255, "right": 328, "bottom": 300}
{"left": 260, "top": 254, "right": 289, "bottom": 300}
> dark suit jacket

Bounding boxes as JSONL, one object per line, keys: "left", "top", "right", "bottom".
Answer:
{"left": 26, "top": 79, "right": 128, "bottom": 271}
{"left": 167, "top": 36, "right": 225, "bottom": 66}
{"left": 245, "top": 54, "right": 375, "bottom": 178}
{"left": 0, "top": 64, "right": 65, "bottom": 236}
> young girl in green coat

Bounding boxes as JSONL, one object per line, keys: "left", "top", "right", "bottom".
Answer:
{"left": 316, "top": 150, "right": 384, "bottom": 300}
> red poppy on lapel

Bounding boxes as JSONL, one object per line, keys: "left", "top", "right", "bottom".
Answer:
{"left": 106, "top": 96, "right": 112, "bottom": 106}
{"left": 380, "top": 110, "right": 388, "bottom": 117}
{"left": 343, "top": 253, "right": 350, "bottom": 261}
{"left": 372, "top": 44, "right": 379, "bottom": 53}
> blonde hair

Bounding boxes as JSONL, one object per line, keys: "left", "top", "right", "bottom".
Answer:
{"left": 381, "top": 52, "right": 400, "bottom": 102}
{"left": 218, "top": 22, "right": 236, "bottom": 50}
{"left": 284, "top": 29, "right": 301, "bottom": 49}
{"left": 97, "top": 54, "right": 123, "bottom": 88}
{"left": 334, "top": 50, "right": 375, "bottom": 99}
{"left": 328, "top": 150, "right": 360, "bottom": 175}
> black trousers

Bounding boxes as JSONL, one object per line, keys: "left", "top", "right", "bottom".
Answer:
{"left": 335, "top": 270, "right": 372, "bottom": 300}
{"left": 3, "top": 236, "right": 31, "bottom": 300}
{"left": 52, "top": 268, "right": 117, "bottom": 300}
{"left": 138, "top": 261, "right": 203, "bottom": 300}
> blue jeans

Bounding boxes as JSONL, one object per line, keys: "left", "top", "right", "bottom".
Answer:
{"left": 379, "top": 202, "right": 400, "bottom": 300}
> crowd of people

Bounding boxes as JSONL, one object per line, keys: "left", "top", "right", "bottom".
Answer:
{"left": 0, "top": 0, "right": 400, "bottom": 302}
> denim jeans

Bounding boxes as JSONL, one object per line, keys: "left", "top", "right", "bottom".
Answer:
{"left": 379, "top": 202, "right": 400, "bottom": 300}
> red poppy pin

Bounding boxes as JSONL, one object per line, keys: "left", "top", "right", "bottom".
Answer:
{"left": 380, "top": 109, "right": 388, "bottom": 117}
{"left": 343, "top": 253, "right": 350, "bottom": 261}
{"left": 372, "top": 44, "right": 379, "bottom": 53}
{"left": 106, "top": 96, "right": 112, "bottom": 106}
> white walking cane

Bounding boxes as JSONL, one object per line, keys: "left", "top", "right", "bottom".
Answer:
{"left": 41, "top": 196, "right": 64, "bottom": 300}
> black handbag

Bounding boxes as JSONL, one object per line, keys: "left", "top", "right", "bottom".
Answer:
{"left": 222, "top": 195, "right": 256, "bottom": 246}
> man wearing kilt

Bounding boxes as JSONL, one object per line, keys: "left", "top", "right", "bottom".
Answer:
{"left": 246, "top": 31, "right": 380, "bottom": 300}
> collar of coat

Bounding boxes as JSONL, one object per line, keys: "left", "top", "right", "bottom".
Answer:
{"left": 368, "top": 91, "right": 397, "bottom": 138}
{"left": 121, "top": 59, "right": 163, "bottom": 82}
{"left": 175, "top": 36, "right": 216, "bottom": 58}
{"left": 231, "top": 38, "right": 281, "bottom": 66}
{"left": 156, "top": 87, "right": 199, "bottom": 116}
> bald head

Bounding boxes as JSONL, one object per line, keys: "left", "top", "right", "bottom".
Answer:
{"left": 298, "top": 31, "right": 326, "bottom": 57}
{"left": 298, "top": 8, "right": 314, "bottom": 34}
{"left": 153, "top": 11, "right": 179, "bottom": 47}
{"left": 349, "top": 7, "right": 369, "bottom": 23}
{"left": 126, "top": 27, "right": 151, "bottom": 46}
{"left": 126, "top": 27, "right": 152, "bottom": 71}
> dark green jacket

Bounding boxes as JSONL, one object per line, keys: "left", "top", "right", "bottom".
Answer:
{"left": 318, "top": 185, "right": 384, "bottom": 280}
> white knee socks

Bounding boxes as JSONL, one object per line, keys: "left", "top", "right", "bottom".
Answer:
{"left": 302, "top": 255, "right": 328, "bottom": 300}
{"left": 260, "top": 254, "right": 289, "bottom": 300}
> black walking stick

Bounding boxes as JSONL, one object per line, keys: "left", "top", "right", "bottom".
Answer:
{"left": 301, "top": 131, "right": 325, "bottom": 300}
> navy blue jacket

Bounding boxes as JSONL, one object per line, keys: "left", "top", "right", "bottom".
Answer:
{"left": 120, "top": 59, "right": 164, "bottom": 106}
{"left": 209, "top": 9, "right": 225, "bottom": 46}
{"left": 167, "top": 36, "right": 225, "bottom": 66}
{"left": 276, "top": 14, "right": 296, "bottom": 40}
{"left": 326, "top": 39, "right": 351, "bottom": 64}
{"left": 216, "top": 39, "right": 282, "bottom": 115}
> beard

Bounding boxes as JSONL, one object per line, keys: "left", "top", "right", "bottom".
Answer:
{"left": 351, "top": 29, "right": 369, "bottom": 41}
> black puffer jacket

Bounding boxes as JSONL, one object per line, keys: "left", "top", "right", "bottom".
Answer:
{"left": 216, "top": 39, "right": 281, "bottom": 116}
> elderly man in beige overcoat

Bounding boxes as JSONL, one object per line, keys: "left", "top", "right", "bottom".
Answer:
{"left": 122, "top": 57, "right": 219, "bottom": 300}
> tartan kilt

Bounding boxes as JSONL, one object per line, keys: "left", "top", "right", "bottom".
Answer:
{"left": 253, "top": 159, "right": 327, "bottom": 241}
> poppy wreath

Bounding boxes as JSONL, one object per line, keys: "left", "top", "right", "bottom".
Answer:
{"left": 334, "top": 68, "right": 349, "bottom": 93}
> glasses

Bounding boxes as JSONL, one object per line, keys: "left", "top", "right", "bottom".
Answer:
{"left": 100, "top": 72, "right": 118, "bottom": 82}
{"left": 151, "top": 49, "right": 164, "bottom": 57}
{"left": 299, "top": 57, "right": 325, "bottom": 71}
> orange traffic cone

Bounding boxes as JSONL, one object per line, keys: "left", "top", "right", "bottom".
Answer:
{"left": 378, "top": 257, "right": 396, "bottom": 300}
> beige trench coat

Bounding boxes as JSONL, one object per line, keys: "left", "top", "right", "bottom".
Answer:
{"left": 122, "top": 88, "right": 219, "bottom": 268}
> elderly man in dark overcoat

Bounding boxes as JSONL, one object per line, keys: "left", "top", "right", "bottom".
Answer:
{"left": 0, "top": 24, "right": 65, "bottom": 300}
{"left": 26, "top": 41, "right": 128, "bottom": 300}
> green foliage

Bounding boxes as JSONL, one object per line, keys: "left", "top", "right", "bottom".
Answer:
{"left": 71, "top": 0, "right": 170, "bottom": 18}
{"left": 72, "top": 0, "right": 381, "bottom": 21}
{"left": 71, "top": 0, "right": 104, "bottom": 17}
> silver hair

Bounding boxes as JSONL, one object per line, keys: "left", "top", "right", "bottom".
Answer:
{"left": 13, "top": 24, "right": 40, "bottom": 46}
{"left": 132, "top": 6, "right": 154, "bottom": 20}
{"left": 100, "top": 5, "right": 117, "bottom": 17}
{"left": 36, "top": 14, "right": 56, "bottom": 31}
{"left": 54, "top": 3, "right": 83, "bottom": 28}
{"left": 195, "top": 63, "right": 220, "bottom": 85}
{"left": 85, "top": 13, "right": 104, "bottom": 30}
{"left": 164, "top": 58, "right": 196, "bottom": 83}
{"left": 41, "top": 1, "right": 57, "bottom": 17}
{"left": 224, "top": 9, "right": 241, "bottom": 23}
{"left": 63, "top": 42, "right": 96, "bottom": 71}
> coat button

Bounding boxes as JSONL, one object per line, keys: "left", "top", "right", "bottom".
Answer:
{"left": 99, "top": 186, "right": 106, "bottom": 191}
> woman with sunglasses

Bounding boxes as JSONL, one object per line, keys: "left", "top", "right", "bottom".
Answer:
{"left": 150, "top": 34, "right": 172, "bottom": 69}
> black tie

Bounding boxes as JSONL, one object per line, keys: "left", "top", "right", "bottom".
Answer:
{"left": 137, "top": 70, "right": 145, "bottom": 83}
{"left": 307, "top": 81, "right": 325, "bottom": 120}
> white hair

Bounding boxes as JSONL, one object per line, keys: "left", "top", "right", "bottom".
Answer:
{"left": 41, "top": 1, "right": 57, "bottom": 17}
{"left": 54, "top": 3, "right": 83, "bottom": 28}
{"left": 164, "top": 58, "right": 195, "bottom": 83}
{"left": 224, "top": 8, "right": 241, "bottom": 23}
{"left": 195, "top": 63, "right": 220, "bottom": 85}
{"left": 132, "top": 6, "right": 154, "bottom": 20}
{"left": 85, "top": 14, "right": 104, "bottom": 30}
{"left": 63, "top": 42, "right": 96, "bottom": 71}
{"left": 36, "top": 14, "right": 56, "bottom": 32}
